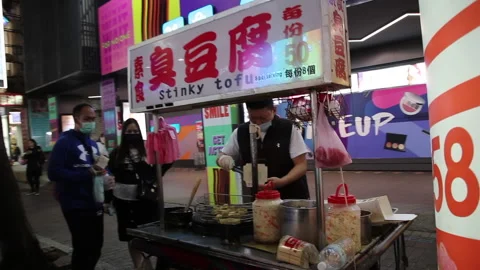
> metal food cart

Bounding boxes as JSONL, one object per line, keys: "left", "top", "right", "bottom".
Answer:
{"left": 126, "top": 0, "right": 414, "bottom": 269}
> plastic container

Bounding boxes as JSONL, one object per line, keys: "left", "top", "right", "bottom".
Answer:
{"left": 253, "top": 187, "right": 283, "bottom": 243}
{"left": 317, "top": 238, "right": 356, "bottom": 270}
{"left": 277, "top": 235, "right": 319, "bottom": 269}
{"left": 325, "top": 184, "right": 361, "bottom": 252}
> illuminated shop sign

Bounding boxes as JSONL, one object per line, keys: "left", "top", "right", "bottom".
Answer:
{"left": 188, "top": 5, "right": 214, "bottom": 24}
{"left": 0, "top": 94, "right": 23, "bottom": 106}
{"left": 240, "top": 0, "right": 255, "bottom": 5}
{"left": 162, "top": 16, "right": 185, "bottom": 34}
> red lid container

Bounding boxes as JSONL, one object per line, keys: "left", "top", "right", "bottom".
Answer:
{"left": 256, "top": 190, "right": 281, "bottom": 200}
{"left": 328, "top": 183, "right": 356, "bottom": 204}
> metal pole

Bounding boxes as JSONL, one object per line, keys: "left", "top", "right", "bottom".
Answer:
{"left": 249, "top": 124, "right": 259, "bottom": 196}
{"left": 153, "top": 113, "right": 165, "bottom": 231}
{"left": 156, "top": 163, "right": 165, "bottom": 231}
{"left": 310, "top": 91, "right": 326, "bottom": 250}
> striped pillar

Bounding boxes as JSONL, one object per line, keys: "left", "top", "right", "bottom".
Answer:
{"left": 419, "top": 1, "right": 480, "bottom": 269}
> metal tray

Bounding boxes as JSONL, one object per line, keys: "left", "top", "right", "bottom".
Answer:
{"left": 193, "top": 193, "right": 254, "bottom": 225}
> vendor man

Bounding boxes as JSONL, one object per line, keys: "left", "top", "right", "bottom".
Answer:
{"left": 217, "top": 99, "right": 310, "bottom": 199}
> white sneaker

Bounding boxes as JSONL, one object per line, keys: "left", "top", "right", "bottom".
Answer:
{"left": 35, "top": 193, "right": 40, "bottom": 196}
{"left": 26, "top": 192, "right": 35, "bottom": 196}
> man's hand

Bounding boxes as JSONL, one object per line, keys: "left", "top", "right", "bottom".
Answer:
{"left": 217, "top": 155, "right": 235, "bottom": 171}
{"left": 259, "top": 177, "right": 286, "bottom": 190}
{"left": 104, "top": 175, "right": 115, "bottom": 190}
{"left": 90, "top": 165, "right": 107, "bottom": 176}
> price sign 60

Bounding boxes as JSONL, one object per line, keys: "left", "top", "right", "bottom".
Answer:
{"left": 432, "top": 127, "right": 479, "bottom": 217}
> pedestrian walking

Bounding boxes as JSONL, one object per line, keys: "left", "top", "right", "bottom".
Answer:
{"left": 22, "top": 139, "right": 45, "bottom": 195}
{"left": 48, "top": 103, "right": 114, "bottom": 270}
{"left": 108, "top": 118, "right": 157, "bottom": 270}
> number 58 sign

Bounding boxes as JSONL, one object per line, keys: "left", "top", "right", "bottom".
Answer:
{"left": 432, "top": 125, "right": 480, "bottom": 217}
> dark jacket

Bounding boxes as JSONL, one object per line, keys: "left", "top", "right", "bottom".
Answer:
{"left": 22, "top": 146, "right": 45, "bottom": 173}
{"left": 47, "top": 130, "right": 101, "bottom": 212}
{"left": 108, "top": 147, "right": 173, "bottom": 186}
{"left": 237, "top": 117, "right": 309, "bottom": 199}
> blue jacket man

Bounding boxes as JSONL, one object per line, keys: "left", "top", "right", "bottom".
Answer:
{"left": 48, "top": 103, "right": 105, "bottom": 270}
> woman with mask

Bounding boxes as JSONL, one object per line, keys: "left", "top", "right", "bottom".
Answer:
{"left": 108, "top": 118, "right": 156, "bottom": 270}
{"left": 22, "top": 139, "right": 45, "bottom": 195}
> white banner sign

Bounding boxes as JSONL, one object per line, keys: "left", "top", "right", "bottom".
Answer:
{"left": 129, "top": 0, "right": 350, "bottom": 113}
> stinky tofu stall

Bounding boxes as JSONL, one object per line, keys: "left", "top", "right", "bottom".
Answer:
{"left": 126, "top": 0, "right": 415, "bottom": 269}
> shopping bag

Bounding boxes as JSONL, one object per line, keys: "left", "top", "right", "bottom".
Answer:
{"left": 314, "top": 103, "right": 352, "bottom": 168}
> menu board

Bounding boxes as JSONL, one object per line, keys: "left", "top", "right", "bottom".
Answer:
{"left": 128, "top": 0, "right": 350, "bottom": 113}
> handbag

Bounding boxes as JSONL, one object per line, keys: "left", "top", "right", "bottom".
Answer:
{"left": 128, "top": 154, "right": 158, "bottom": 202}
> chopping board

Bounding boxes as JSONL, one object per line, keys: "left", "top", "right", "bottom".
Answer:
{"left": 242, "top": 241, "right": 278, "bottom": 254}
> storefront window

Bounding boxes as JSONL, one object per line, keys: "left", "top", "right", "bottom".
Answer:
{"left": 122, "top": 102, "right": 147, "bottom": 140}
{"left": 356, "top": 62, "right": 426, "bottom": 91}
{"left": 28, "top": 99, "right": 51, "bottom": 151}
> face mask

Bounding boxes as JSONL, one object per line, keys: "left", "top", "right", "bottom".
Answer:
{"left": 80, "top": 122, "right": 96, "bottom": 134}
{"left": 259, "top": 121, "right": 272, "bottom": 132}
{"left": 124, "top": 134, "right": 142, "bottom": 144}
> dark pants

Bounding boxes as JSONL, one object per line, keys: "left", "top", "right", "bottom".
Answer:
{"left": 63, "top": 209, "right": 104, "bottom": 270}
{"left": 26, "top": 170, "right": 40, "bottom": 193}
{"left": 161, "top": 163, "right": 173, "bottom": 176}
{"left": 104, "top": 189, "right": 114, "bottom": 204}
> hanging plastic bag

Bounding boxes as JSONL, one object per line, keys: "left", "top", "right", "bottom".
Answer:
{"left": 315, "top": 103, "right": 352, "bottom": 168}
{"left": 93, "top": 176, "right": 105, "bottom": 203}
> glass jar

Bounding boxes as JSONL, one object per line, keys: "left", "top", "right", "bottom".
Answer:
{"left": 253, "top": 189, "right": 283, "bottom": 244}
{"left": 325, "top": 184, "right": 361, "bottom": 252}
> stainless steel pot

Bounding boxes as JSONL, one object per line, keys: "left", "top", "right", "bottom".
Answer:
{"left": 361, "top": 210, "right": 372, "bottom": 245}
{"left": 279, "top": 200, "right": 318, "bottom": 246}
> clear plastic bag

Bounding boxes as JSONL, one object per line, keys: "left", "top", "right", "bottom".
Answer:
{"left": 93, "top": 176, "right": 105, "bottom": 203}
{"left": 315, "top": 103, "right": 352, "bottom": 168}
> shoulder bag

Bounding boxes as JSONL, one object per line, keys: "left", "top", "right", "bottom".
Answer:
{"left": 128, "top": 154, "right": 158, "bottom": 202}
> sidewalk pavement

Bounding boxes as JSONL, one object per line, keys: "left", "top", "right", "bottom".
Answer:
{"left": 20, "top": 169, "right": 438, "bottom": 270}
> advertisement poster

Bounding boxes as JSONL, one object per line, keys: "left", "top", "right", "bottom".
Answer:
{"left": 335, "top": 84, "right": 430, "bottom": 159}
{"left": 419, "top": 1, "right": 480, "bottom": 268}
{"left": 0, "top": 0, "right": 6, "bottom": 89}
{"left": 163, "top": 113, "right": 203, "bottom": 160}
{"left": 116, "top": 106, "right": 123, "bottom": 145}
{"left": 20, "top": 108, "right": 29, "bottom": 151}
{"left": 275, "top": 84, "right": 431, "bottom": 159}
{"left": 101, "top": 79, "right": 118, "bottom": 150}
{"left": 132, "top": 0, "right": 163, "bottom": 42}
{"left": 103, "top": 110, "right": 117, "bottom": 151}
{"left": 48, "top": 97, "right": 58, "bottom": 148}
{"left": 98, "top": 0, "right": 134, "bottom": 75}
{"left": 28, "top": 99, "right": 50, "bottom": 151}
{"left": 202, "top": 105, "right": 242, "bottom": 203}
